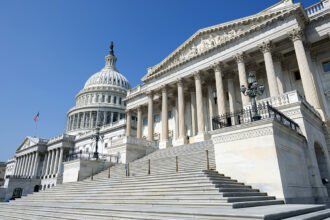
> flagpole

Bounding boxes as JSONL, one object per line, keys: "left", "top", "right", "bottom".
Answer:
{"left": 34, "top": 121, "right": 37, "bottom": 137}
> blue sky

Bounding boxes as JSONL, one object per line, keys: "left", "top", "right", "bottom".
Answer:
{"left": 0, "top": 0, "right": 317, "bottom": 161}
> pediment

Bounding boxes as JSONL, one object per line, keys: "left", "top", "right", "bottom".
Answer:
{"left": 16, "top": 136, "right": 42, "bottom": 152}
{"left": 142, "top": 2, "right": 303, "bottom": 82}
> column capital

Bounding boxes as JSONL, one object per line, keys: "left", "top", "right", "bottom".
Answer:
{"left": 212, "top": 62, "right": 224, "bottom": 72}
{"left": 145, "top": 90, "right": 153, "bottom": 97}
{"left": 137, "top": 105, "right": 142, "bottom": 111}
{"left": 259, "top": 41, "right": 272, "bottom": 54}
{"left": 176, "top": 78, "right": 184, "bottom": 86}
{"left": 288, "top": 28, "right": 304, "bottom": 42}
{"left": 194, "top": 71, "right": 202, "bottom": 80}
{"left": 125, "top": 109, "right": 131, "bottom": 113}
{"left": 161, "top": 84, "right": 167, "bottom": 93}
{"left": 234, "top": 52, "right": 246, "bottom": 64}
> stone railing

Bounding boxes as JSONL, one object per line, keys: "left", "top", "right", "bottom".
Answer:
{"left": 305, "top": 0, "right": 329, "bottom": 17}
{"left": 48, "top": 134, "right": 75, "bottom": 145}
{"left": 244, "top": 90, "right": 321, "bottom": 119}
{"left": 110, "top": 136, "right": 156, "bottom": 148}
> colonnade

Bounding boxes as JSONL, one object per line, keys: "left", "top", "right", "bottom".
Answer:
{"left": 126, "top": 28, "right": 321, "bottom": 147}
{"left": 14, "top": 151, "right": 40, "bottom": 178}
{"left": 67, "top": 110, "right": 124, "bottom": 131}
{"left": 42, "top": 148, "right": 64, "bottom": 178}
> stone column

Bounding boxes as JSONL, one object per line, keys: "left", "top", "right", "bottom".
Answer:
{"left": 175, "top": 97, "right": 179, "bottom": 140}
{"left": 234, "top": 53, "right": 250, "bottom": 106}
{"left": 57, "top": 148, "right": 64, "bottom": 175}
{"left": 110, "top": 111, "right": 114, "bottom": 124}
{"left": 228, "top": 76, "right": 237, "bottom": 124}
{"left": 77, "top": 113, "right": 81, "bottom": 129}
{"left": 18, "top": 157, "right": 24, "bottom": 176}
{"left": 103, "top": 111, "right": 107, "bottom": 125}
{"left": 259, "top": 41, "right": 279, "bottom": 97}
{"left": 190, "top": 90, "right": 197, "bottom": 136}
{"left": 214, "top": 63, "right": 226, "bottom": 115}
{"left": 126, "top": 110, "right": 132, "bottom": 137}
{"left": 207, "top": 85, "right": 215, "bottom": 131}
{"left": 53, "top": 149, "right": 60, "bottom": 175}
{"left": 28, "top": 153, "right": 35, "bottom": 177}
{"left": 41, "top": 153, "right": 48, "bottom": 177}
{"left": 81, "top": 112, "right": 86, "bottom": 128}
{"left": 45, "top": 151, "right": 51, "bottom": 176}
{"left": 14, "top": 157, "right": 20, "bottom": 176}
{"left": 137, "top": 106, "right": 142, "bottom": 139}
{"left": 177, "top": 79, "right": 187, "bottom": 145}
{"left": 32, "top": 152, "right": 39, "bottom": 177}
{"left": 289, "top": 28, "right": 321, "bottom": 109}
{"left": 273, "top": 53, "right": 285, "bottom": 94}
{"left": 160, "top": 85, "right": 169, "bottom": 148}
{"left": 194, "top": 72, "right": 206, "bottom": 140}
{"left": 89, "top": 111, "right": 92, "bottom": 128}
{"left": 20, "top": 155, "right": 26, "bottom": 176}
{"left": 25, "top": 154, "right": 31, "bottom": 177}
{"left": 147, "top": 92, "right": 154, "bottom": 141}
{"left": 50, "top": 150, "right": 56, "bottom": 176}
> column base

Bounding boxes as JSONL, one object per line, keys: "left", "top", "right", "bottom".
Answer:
{"left": 159, "top": 140, "right": 171, "bottom": 149}
{"left": 173, "top": 137, "right": 188, "bottom": 147}
{"left": 194, "top": 132, "right": 210, "bottom": 143}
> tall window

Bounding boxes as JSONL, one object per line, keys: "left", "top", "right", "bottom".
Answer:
{"left": 294, "top": 70, "right": 301, "bottom": 80}
{"left": 143, "top": 117, "right": 148, "bottom": 126}
{"left": 154, "top": 115, "right": 160, "bottom": 123}
{"left": 119, "top": 97, "right": 122, "bottom": 105}
{"left": 108, "top": 96, "right": 111, "bottom": 103}
{"left": 114, "top": 96, "right": 117, "bottom": 104}
{"left": 323, "top": 60, "right": 330, "bottom": 72}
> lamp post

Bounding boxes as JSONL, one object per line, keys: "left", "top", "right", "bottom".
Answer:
{"left": 91, "top": 123, "right": 101, "bottom": 159}
{"left": 240, "top": 72, "right": 265, "bottom": 121}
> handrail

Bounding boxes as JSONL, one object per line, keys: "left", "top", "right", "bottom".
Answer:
{"left": 212, "top": 103, "right": 301, "bottom": 134}
{"left": 65, "top": 152, "right": 119, "bottom": 163}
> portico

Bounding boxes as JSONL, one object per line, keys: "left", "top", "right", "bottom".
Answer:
{"left": 125, "top": 22, "right": 329, "bottom": 148}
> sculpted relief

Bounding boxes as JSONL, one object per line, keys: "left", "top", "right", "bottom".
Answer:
{"left": 170, "top": 28, "right": 243, "bottom": 67}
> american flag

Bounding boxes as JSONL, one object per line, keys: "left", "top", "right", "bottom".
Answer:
{"left": 34, "top": 112, "right": 39, "bottom": 122}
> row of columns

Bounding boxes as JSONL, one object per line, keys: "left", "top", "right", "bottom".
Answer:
{"left": 42, "top": 148, "right": 64, "bottom": 178}
{"left": 14, "top": 151, "right": 40, "bottom": 178}
{"left": 126, "top": 27, "right": 322, "bottom": 146}
{"left": 77, "top": 93, "right": 123, "bottom": 107}
{"left": 67, "top": 111, "right": 122, "bottom": 131}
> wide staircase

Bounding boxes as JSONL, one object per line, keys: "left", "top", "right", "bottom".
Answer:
{"left": 1, "top": 140, "right": 330, "bottom": 219}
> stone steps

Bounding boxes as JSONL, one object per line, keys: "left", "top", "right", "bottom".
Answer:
{"left": 283, "top": 208, "right": 330, "bottom": 219}
{"left": 1, "top": 140, "right": 328, "bottom": 219}
{"left": 11, "top": 199, "right": 284, "bottom": 209}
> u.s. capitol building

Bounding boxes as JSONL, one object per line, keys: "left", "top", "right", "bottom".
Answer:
{"left": 1, "top": 0, "right": 330, "bottom": 219}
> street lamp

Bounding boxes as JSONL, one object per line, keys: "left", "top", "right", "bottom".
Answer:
{"left": 240, "top": 72, "right": 264, "bottom": 121}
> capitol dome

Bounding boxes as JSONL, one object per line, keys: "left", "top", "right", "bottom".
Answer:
{"left": 84, "top": 49, "right": 130, "bottom": 90}
{"left": 66, "top": 42, "right": 130, "bottom": 135}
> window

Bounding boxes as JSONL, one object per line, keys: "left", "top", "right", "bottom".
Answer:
{"left": 102, "top": 95, "right": 105, "bottom": 102}
{"left": 120, "top": 113, "right": 125, "bottom": 119}
{"left": 168, "top": 111, "right": 173, "bottom": 119}
{"left": 143, "top": 117, "right": 148, "bottom": 126}
{"left": 105, "top": 143, "right": 108, "bottom": 148}
{"left": 119, "top": 97, "right": 122, "bottom": 105}
{"left": 323, "top": 60, "right": 330, "bottom": 72}
{"left": 294, "top": 71, "right": 301, "bottom": 80}
{"left": 108, "top": 96, "right": 111, "bottom": 103}
{"left": 114, "top": 96, "right": 117, "bottom": 104}
{"left": 154, "top": 115, "right": 160, "bottom": 123}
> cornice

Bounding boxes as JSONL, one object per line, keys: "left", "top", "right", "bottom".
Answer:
{"left": 142, "top": 4, "right": 304, "bottom": 83}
